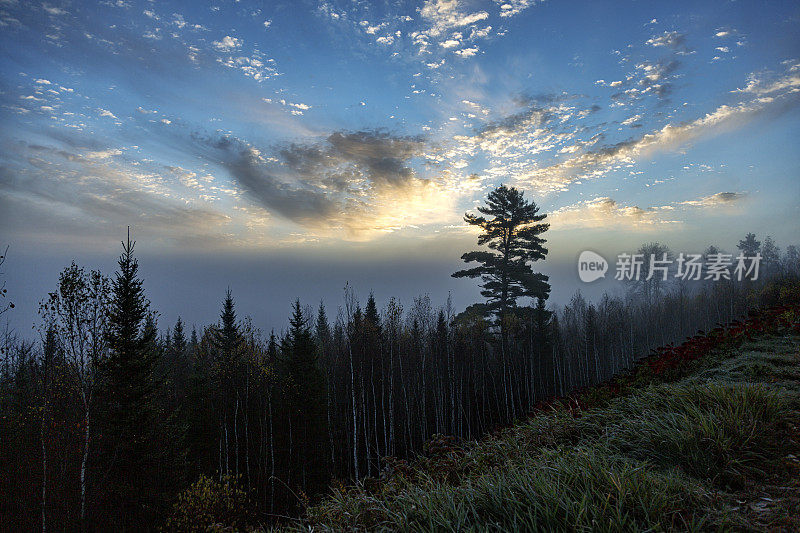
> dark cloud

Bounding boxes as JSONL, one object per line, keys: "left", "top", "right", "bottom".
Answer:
{"left": 226, "top": 147, "right": 341, "bottom": 226}
{"left": 187, "top": 128, "right": 437, "bottom": 231}
{"left": 326, "top": 131, "right": 427, "bottom": 187}
{"left": 477, "top": 107, "right": 549, "bottom": 136}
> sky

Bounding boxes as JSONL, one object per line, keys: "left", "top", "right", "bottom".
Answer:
{"left": 1, "top": 0, "right": 799, "bottom": 336}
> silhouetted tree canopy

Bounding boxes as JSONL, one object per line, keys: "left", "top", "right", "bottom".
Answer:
{"left": 453, "top": 184, "right": 550, "bottom": 319}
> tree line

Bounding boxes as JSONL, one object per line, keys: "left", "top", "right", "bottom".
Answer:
{"left": 1, "top": 187, "right": 798, "bottom": 530}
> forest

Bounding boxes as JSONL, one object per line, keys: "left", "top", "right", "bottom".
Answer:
{"left": 1, "top": 186, "right": 799, "bottom": 531}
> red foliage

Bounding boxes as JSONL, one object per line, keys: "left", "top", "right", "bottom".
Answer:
{"left": 645, "top": 303, "right": 799, "bottom": 376}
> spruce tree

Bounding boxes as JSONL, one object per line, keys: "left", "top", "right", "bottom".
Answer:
{"left": 172, "top": 317, "right": 187, "bottom": 356}
{"left": 212, "top": 290, "right": 242, "bottom": 478}
{"left": 218, "top": 289, "right": 239, "bottom": 355}
{"left": 364, "top": 293, "right": 381, "bottom": 335}
{"left": 737, "top": 233, "right": 761, "bottom": 257}
{"left": 316, "top": 301, "right": 332, "bottom": 350}
{"left": 96, "top": 231, "right": 171, "bottom": 528}
{"left": 190, "top": 326, "right": 199, "bottom": 351}
{"left": 283, "top": 300, "right": 329, "bottom": 497}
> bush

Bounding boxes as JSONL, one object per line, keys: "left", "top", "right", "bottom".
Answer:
{"left": 163, "top": 474, "right": 259, "bottom": 532}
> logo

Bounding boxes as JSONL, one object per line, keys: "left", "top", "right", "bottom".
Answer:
{"left": 578, "top": 251, "right": 608, "bottom": 282}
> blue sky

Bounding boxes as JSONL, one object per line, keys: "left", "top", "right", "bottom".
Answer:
{"left": 1, "top": 0, "right": 799, "bottom": 333}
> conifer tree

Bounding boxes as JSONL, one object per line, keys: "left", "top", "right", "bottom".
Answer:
{"left": 453, "top": 185, "right": 550, "bottom": 321}
{"left": 283, "top": 300, "right": 329, "bottom": 496}
{"left": 737, "top": 233, "right": 761, "bottom": 257}
{"left": 316, "top": 303, "right": 331, "bottom": 344}
{"left": 190, "top": 326, "right": 199, "bottom": 351}
{"left": 96, "top": 231, "right": 170, "bottom": 528}
{"left": 212, "top": 290, "right": 242, "bottom": 479}
{"left": 218, "top": 290, "right": 239, "bottom": 355}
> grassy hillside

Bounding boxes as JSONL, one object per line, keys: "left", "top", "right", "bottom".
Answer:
{"left": 280, "top": 306, "right": 800, "bottom": 532}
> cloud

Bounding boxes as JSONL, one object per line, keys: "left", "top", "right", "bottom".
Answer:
{"left": 494, "top": 0, "right": 538, "bottom": 18}
{"left": 733, "top": 62, "right": 800, "bottom": 96}
{"left": 550, "top": 197, "right": 674, "bottom": 229}
{"left": 419, "top": 0, "right": 489, "bottom": 36}
{"left": 407, "top": 0, "right": 496, "bottom": 62}
{"left": 633, "top": 59, "right": 681, "bottom": 97}
{"left": 453, "top": 96, "right": 582, "bottom": 162}
{"left": 187, "top": 130, "right": 458, "bottom": 239}
{"left": 621, "top": 114, "right": 642, "bottom": 126}
{"left": 42, "top": 4, "right": 66, "bottom": 16}
{"left": 645, "top": 31, "right": 690, "bottom": 53}
{"left": 98, "top": 108, "right": 118, "bottom": 119}
{"left": 0, "top": 140, "right": 232, "bottom": 247}
{"left": 212, "top": 35, "right": 242, "bottom": 52}
{"left": 216, "top": 50, "right": 278, "bottom": 82}
{"left": 680, "top": 191, "right": 747, "bottom": 207}
{"left": 454, "top": 46, "right": 479, "bottom": 57}
{"left": 550, "top": 190, "right": 748, "bottom": 230}
{"left": 508, "top": 64, "right": 800, "bottom": 193}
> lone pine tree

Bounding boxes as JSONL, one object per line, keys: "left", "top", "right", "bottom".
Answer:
{"left": 453, "top": 184, "right": 551, "bottom": 320}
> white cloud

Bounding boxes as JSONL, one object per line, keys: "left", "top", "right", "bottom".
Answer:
{"left": 551, "top": 197, "right": 673, "bottom": 229}
{"left": 621, "top": 114, "right": 642, "bottom": 126}
{"left": 419, "top": 0, "right": 489, "bottom": 35}
{"left": 212, "top": 35, "right": 242, "bottom": 52}
{"left": 645, "top": 31, "right": 686, "bottom": 49}
{"left": 454, "top": 46, "right": 478, "bottom": 57}
{"left": 733, "top": 66, "right": 800, "bottom": 96}
{"left": 98, "top": 108, "right": 117, "bottom": 119}
{"left": 42, "top": 4, "right": 66, "bottom": 15}
{"left": 680, "top": 192, "right": 747, "bottom": 207}
{"left": 494, "top": 0, "right": 538, "bottom": 18}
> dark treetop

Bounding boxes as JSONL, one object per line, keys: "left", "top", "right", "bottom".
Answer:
{"left": 452, "top": 184, "right": 550, "bottom": 319}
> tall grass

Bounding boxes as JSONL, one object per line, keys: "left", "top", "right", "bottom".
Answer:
{"left": 304, "top": 448, "right": 706, "bottom": 532}
{"left": 577, "top": 383, "right": 792, "bottom": 488}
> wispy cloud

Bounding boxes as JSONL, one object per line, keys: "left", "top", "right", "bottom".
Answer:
{"left": 679, "top": 191, "right": 747, "bottom": 207}
{"left": 0, "top": 140, "right": 233, "bottom": 247}
{"left": 551, "top": 190, "right": 747, "bottom": 229}
{"left": 645, "top": 31, "right": 691, "bottom": 54}
{"left": 551, "top": 197, "right": 674, "bottom": 229}
{"left": 496, "top": 63, "right": 800, "bottom": 194}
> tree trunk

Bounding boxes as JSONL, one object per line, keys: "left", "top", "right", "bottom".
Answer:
{"left": 80, "top": 402, "right": 89, "bottom": 532}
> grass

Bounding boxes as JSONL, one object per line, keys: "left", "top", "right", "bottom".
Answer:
{"left": 279, "top": 330, "right": 800, "bottom": 532}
